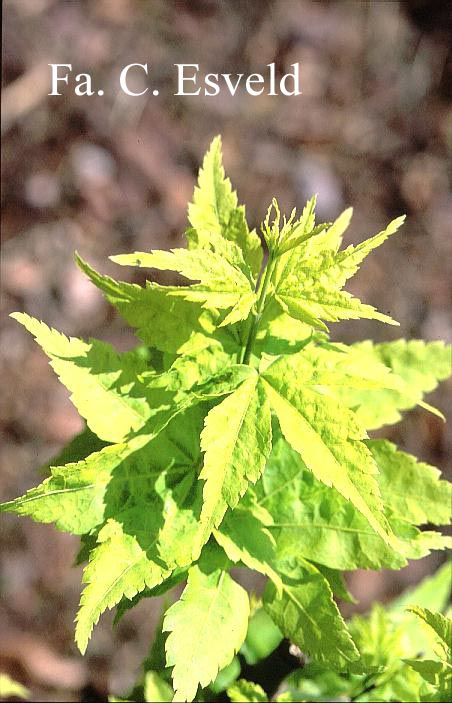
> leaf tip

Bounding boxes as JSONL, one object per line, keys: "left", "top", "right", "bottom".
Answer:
{"left": 74, "top": 250, "right": 85, "bottom": 267}
{"left": 74, "top": 628, "right": 88, "bottom": 656}
{"left": 10, "top": 311, "right": 28, "bottom": 326}
{"left": 211, "top": 134, "right": 222, "bottom": 149}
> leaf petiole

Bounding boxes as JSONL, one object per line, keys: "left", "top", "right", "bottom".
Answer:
{"left": 242, "top": 252, "right": 276, "bottom": 365}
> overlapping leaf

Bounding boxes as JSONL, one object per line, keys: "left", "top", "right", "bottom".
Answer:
{"left": 254, "top": 437, "right": 451, "bottom": 571}
{"left": 263, "top": 555, "right": 359, "bottom": 670}
{"left": 336, "top": 339, "right": 452, "bottom": 429}
{"left": 75, "top": 472, "right": 214, "bottom": 655}
{"left": 163, "top": 546, "right": 249, "bottom": 702}
{"left": 1, "top": 440, "right": 141, "bottom": 534}
{"left": 107, "top": 136, "right": 266, "bottom": 331}
{"left": 11, "top": 313, "right": 162, "bottom": 443}
{"left": 404, "top": 609, "right": 452, "bottom": 701}
{"left": 256, "top": 298, "right": 313, "bottom": 357}
{"left": 260, "top": 354, "right": 396, "bottom": 545}
{"left": 76, "top": 518, "right": 173, "bottom": 654}
{"left": 227, "top": 680, "right": 268, "bottom": 702}
{"left": 407, "top": 608, "right": 452, "bottom": 662}
{"left": 367, "top": 440, "right": 452, "bottom": 526}
{"left": 346, "top": 596, "right": 452, "bottom": 701}
{"left": 3, "top": 409, "right": 206, "bottom": 654}
{"left": 76, "top": 255, "right": 218, "bottom": 355}
{"left": 144, "top": 342, "right": 231, "bottom": 392}
{"left": 283, "top": 565, "right": 452, "bottom": 703}
{"left": 197, "top": 372, "right": 272, "bottom": 548}
{"left": 405, "top": 658, "right": 451, "bottom": 701}
{"left": 299, "top": 341, "right": 402, "bottom": 390}
{"left": 214, "top": 500, "right": 282, "bottom": 589}
{"left": 111, "top": 248, "right": 254, "bottom": 311}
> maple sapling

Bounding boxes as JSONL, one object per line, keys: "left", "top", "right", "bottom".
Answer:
{"left": 2, "top": 137, "right": 451, "bottom": 703}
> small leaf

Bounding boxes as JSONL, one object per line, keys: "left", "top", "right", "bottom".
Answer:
{"left": 227, "top": 679, "right": 268, "bottom": 702}
{"left": 76, "top": 518, "right": 172, "bottom": 654}
{"left": 264, "top": 556, "right": 359, "bottom": 669}
{"left": 163, "top": 545, "right": 249, "bottom": 702}
{"left": 338, "top": 339, "right": 452, "bottom": 429}
{"left": 11, "top": 313, "right": 158, "bottom": 443}
{"left": 76, "top": 254, "right": 216, "bottom": 355}
{"left": 0, "top": 674, "right": 29, "bottom": 700}
{"left": 143, "top": 671, "right": 173, "bottom": 703}
{"left": 198, "top": 375, "right": 272, "bottom": 547}
{"left": 367, "top": 440, "right": 452, "bottom": 526}
{"left": 111, "top": 247, "right": 251, "bottom": 294}
{"left": 214, "top": 504, "right": 283, "bottom": 590}
{"left": 188, "top": 135, "right": 262, "bottom": 277}
{"left": 274, "top": 214, "right": 405, "bottom": 329}
{"left": 406, "top": 608, "right": 452, "bottom": 662}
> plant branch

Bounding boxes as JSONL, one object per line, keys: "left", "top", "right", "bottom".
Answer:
{"left": 241, "top": 252, "right": 275, "bottom": 365}
{"left": 349, "top": 673, "right": 378, "bottom": 701}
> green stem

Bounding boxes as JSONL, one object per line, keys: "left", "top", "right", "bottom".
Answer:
{"left": 350, "top": 673, "right": 378, "bottom": 702}
{"left": 242, "top": 252, "right": 275, "bottom": 365}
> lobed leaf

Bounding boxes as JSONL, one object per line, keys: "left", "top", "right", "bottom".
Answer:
{"left": 4, "top": 137, "right": 452, "bottom": 701}
{"left": 111, "top": 247, "right": 251, "bottom": 295}
{"left": 404, "top": 658, "right": 451, "bottom": 700}
{"left": 76, "top": 457, "right": 204, "bottom": 652}
{"left": 1, "top": 440, "right": 138, "bottom": 534}
{"left": 273, "top": 214, "right": 405, "bottom": 330}
{"left": 407, "top": 608, "right": 452, "bottom": 663}
{"left": 76, "top": 518, "right": 172, "bottom": 654}
{"left": 110, "top": 247, "right": 257, "bottom": 330}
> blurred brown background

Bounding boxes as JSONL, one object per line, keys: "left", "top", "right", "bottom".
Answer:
{"left": 1, "top": 1, "right": 451, "bottom": 700}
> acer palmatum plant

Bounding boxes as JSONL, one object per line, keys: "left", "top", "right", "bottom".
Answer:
{"left": 2, "top": 137, "right": 451, "bottom": 703}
